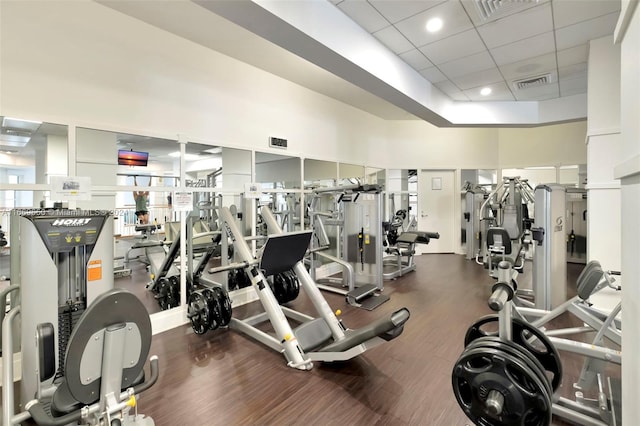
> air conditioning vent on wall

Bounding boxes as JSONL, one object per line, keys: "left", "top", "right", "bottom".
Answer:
{"left": 472, "top": 0, "right": 538, "bottom": 22}
{"left": 512, "top": 72, "right": 557, "bottom": 90}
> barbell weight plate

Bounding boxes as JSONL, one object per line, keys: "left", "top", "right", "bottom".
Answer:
{"left": 187, "top": 291, "right": 210, "bottom": 335}
{"left": 464, "top": 315, "right": 562, "bottom": 392}
{"left": 286, "top": 270, "right": 300, "bottom": 302}
{"left": 452, "top": 345, "right": 552, "bottom": 426}
{"left": 202, "top": 288, "right": 221, "bottom": 330}
{"left": 466, "top": 336, "right": 553, "bottom": 399}
{"left": 212, "top": 286, "right": 232, "bottom": 327}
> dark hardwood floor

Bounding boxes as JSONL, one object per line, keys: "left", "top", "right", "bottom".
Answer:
{"left": 133, "top": 254, "right": 616, "bottom": 426}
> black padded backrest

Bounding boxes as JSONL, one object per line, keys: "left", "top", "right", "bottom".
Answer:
{"left": 36, "top": 323, "right": 56, "bottom": 382}
{"left": 63, "top": 289, "right": 151, "bottom": 405}
{"left": 576, "top": 261, "right": 604, "bottom": 300}
{"left": 261, "top": 231, "right": 312, "bottom": 276}
{"left": 486, "top": 227, "right": 512, "bottom": 255}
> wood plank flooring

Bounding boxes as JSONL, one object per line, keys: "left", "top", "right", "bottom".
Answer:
{"left": 133, "top": 254, "right": 615, "bottom": 425}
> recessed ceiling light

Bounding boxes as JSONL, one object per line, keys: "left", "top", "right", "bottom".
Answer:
{"left": 480, "top": 87, "right": 492, "bottom": 96}
{"left": 426, "top": 17, "right": 443, "bottom": 33}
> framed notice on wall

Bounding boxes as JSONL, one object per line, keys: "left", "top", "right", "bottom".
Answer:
{"left": 432, "top": 177, "right": 442, "bottom": 190}
{"left": 50, "top": 176, "right": 92, "bottom": 200}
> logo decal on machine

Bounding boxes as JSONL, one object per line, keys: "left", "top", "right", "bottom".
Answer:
{"left": 51, "top": 218, "right": 92, "bottom": 227}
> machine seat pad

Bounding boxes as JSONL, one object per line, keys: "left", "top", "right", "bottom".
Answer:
{"left": 396, "top": 233, "right": 418, "bottom": 244}
{"left": 317, "top": 308, "right": 410, "bottom": 353}
{"left": 401, "top": 231, "right": 440, "bottom": 244}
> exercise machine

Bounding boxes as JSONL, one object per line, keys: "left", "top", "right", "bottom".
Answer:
{"left": 476, "top": 176, "right": 534, "bottom": 280}
{"left": 381, "top": 209, "right": 439, "bottom": 279}
{"left": 452, "top": 260, "right": 621, "bottom": 426}
{"left": 308, "top": 184, "right": 388, "bottom": 309}
{"left": 187, "top": 205, "right": 410, "bottom": 370}
{"left": 1, "top": 210, "right": 158, "bottom": 425}
{"left": 462, "top": 184, "right": 487, "bottom": 261}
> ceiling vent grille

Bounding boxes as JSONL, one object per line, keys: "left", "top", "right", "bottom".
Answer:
{"left": 473, "top": 0, "right": 539, "bottom": 22}
{"left": 512, "top": 72, "right": 557, "bottom": 90}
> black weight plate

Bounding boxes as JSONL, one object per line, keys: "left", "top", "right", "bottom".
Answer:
{"left": 287, "top": 270, "right": 300, "bottom": 301}
{"left": 464, "top": 315, "right": 562, "bottom": 392}
{"left": 466, "top": 337, "right": 552, "bottom": 398}
{"left": 282, "top": 271, "right": 295, "bottom": 303}
{"left": 452, "top": 345, "right": 552, "bottom": 426}
{"left": 273, "top": 273, "right": 287, "bottom": 304}
{"left": 212, "top": 287, "right": 232, "bottom": 327}
{"left": 202, "top": 288, "right": 221, "bottom": 330}
{"left": 187, "top": 291, "right": 210, "bottom": 335}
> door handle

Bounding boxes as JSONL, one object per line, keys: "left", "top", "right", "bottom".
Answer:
{"left": 421, "top": 211, "right": 428, "bottom": 218}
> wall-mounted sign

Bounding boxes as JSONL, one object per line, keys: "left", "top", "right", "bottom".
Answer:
{"left": 51, "top": 176, "right": 92, "bottom": 200}
{"left": 173, "top": 191, "right": 193, "bottom": 212}
{"left": 244, "top": 182, "right": 262, "bottom": 199}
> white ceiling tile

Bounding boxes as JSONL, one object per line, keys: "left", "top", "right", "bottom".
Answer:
{"left": 476, "top": 3, "right": 553, "bottom": 48}
{"left": 553, "top": 0, "right": 621, "bottom": 29}
{"left": 514, "top": 82, "right": 559, "bottom": 101}
{"left": 490, "top": 31, "right": 555, "bottom": 66}
{"left": 337, "top": 0, "right": 390, "bottom": 33}
{"left": 555, "top": 12, "right": 619, "bottom": 50}
{"left": 450, "top": 67, "right": 503, "bottom": 90}
{"left": 435, "top": 80, "right": 471, "bottom": 101}
{"left": 463, "top": 81, "right": 515, "bottom": 101}
{"left": 394, "top": 1, "right": 474, "bottom": 47}
{"left": 419, "top": 29, "right": 486, "bottom": 65}
{"left": 439, "top": 51, "right": 496, "bottom": 79}
{"left": 557, "top": 44, "right": 589, "bottom": 68}
{"left": 558, "top": 63, "right": 587, "bottom": 80}
{"left": 399, "top": 49, "right": 434, "bottom": 70}
{"left": 559, "top": 75, "right": 588, "bottom": 97}
{"left": 420, "top": 66, "right": 448, "bottom": 83}
{"left": 372, "top": 25, "right": 414, "bottom": 54}
{"left": 499, "top": 52, "right": 557, "bottom": 81}
{"left": 368, "top": 0, "right": 446, "bottom": 24}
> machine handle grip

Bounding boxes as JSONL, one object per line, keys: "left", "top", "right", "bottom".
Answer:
{"left": 26, "top": 400, "right": 82, "bottom": 426}
{"left": 133, "top": 356, "right": 160, "bottom": 395}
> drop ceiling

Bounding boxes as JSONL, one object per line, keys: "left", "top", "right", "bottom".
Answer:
{"left": 101, "top": 0, "right": 621, "bottom": 126}
{"left": 334, "top": 0, "right": 620, "bottom": 102}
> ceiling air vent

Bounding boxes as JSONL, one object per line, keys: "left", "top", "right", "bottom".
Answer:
{"left": 512, "top": 72, "right": 557, "bottom": 90}
{"left": 472, "top": 0, "right": 539, "bottom": 22}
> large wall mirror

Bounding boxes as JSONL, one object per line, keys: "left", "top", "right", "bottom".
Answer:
{"left": 0, "top": 117, "right": 68, "bottom": 291}
{"left": 387, "top": 169, "right": 417, "bottom": 226}
{"left": 255, "top": 151, "right": 301, "bottom": 190}
{"left": 365, "top": 166, "right": 385, "bottom": 186}
{"left": 76, "top": 127, "right": 180, "bottom": 316}
{"left": 0, "top": 116, "right": 68, "bottom": 205}
{"left": 460, "top": 169, "right": 497, "bottom": 253}
{"left": 338, "top": 163, "right": 364, "bottom": 184}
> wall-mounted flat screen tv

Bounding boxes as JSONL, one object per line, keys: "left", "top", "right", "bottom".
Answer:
{"left": 118, "top": 149, "right": 148, "bottom": 167}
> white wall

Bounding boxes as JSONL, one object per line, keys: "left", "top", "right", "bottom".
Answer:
{"left": 614, "top": 2, "right": 640, "bottom": 423}
{"left": 497, "top": 121, "right": 587, "bottom": 168}
{"left": 0, "top": 1, "right": 388, "bottom": 163}
{"left": 366, "top": 121, "right": 500, "bottom": 169}
{"left": 586, "top": 36, "right": 622, "bottom": 271}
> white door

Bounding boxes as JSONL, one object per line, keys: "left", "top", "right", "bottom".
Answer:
{"left": 417, "top": 170, "right": 456, "bottom": 253}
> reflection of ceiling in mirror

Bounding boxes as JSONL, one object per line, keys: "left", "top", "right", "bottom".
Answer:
{"left": 256, "top": 151, "right": 294, "bottom": 163}
{"left": 0, "top": 116, "right": 68, "bottom": 161}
